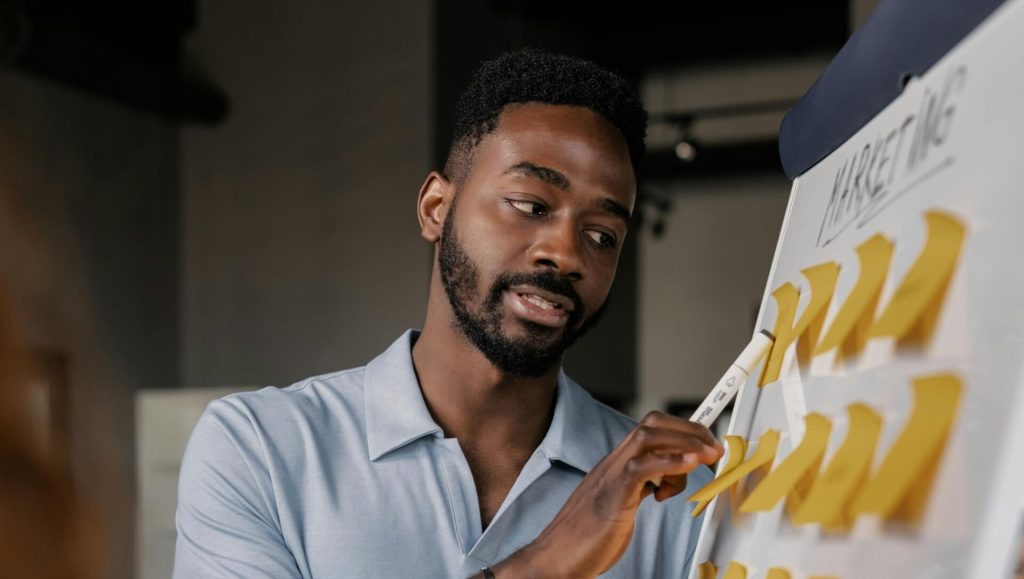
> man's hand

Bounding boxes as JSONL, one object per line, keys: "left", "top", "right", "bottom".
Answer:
{"left": 490, "top": 411, "right": 723, "bottom": 579}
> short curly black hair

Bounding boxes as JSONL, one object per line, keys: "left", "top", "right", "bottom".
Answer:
{"left": 443, "top": 48, "right": 647, "bottom": 185}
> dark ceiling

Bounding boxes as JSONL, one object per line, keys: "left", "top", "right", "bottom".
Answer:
{"left": 486, "top": 1, "right": 849, "bottom": 71}
{"left": 434, "top": 0, "right": 851, "bottom": 180}
{"left": 0, "top": 0, "right": 850, "bottom": 175}
{"left": 0, "top": 0, "right": 226, "bottom": 123}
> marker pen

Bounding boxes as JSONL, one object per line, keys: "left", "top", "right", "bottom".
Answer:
{"left": 649, "top": 329, "right": 776, "bottom": 488}
{"left": 689, "top": 329, "right": 776, "bottom": 428}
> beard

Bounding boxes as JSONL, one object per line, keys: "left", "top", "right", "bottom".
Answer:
{"left": 438, "top": 202, "right": 608, "bottom": 378}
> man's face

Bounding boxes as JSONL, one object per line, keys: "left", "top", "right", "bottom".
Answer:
{"left": 437, "top": 103, "right": 636, "bottom": 377}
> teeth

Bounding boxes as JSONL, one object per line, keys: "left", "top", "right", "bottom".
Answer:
{"left": 521, "top": 293, "right": 559, "bottom": 310}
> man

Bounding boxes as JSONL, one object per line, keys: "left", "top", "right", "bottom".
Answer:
{"left": 174, "top": 48, "right": 722, "bottom": 578}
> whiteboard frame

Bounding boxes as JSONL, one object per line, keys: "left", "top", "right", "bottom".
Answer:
{"left": 687, "top": 1, "right": 1024, "bottom": 576}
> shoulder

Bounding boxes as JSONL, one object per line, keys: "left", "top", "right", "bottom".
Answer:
{"left": 184, "top": 366, "right": 369, "bottom": 470}
{"left": 205, "top": 366, "right": 367, "bottom": 430}
{"left": 222, "top": 365, "right": 366, "bottom": 408}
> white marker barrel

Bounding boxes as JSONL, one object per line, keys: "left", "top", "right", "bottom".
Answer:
{"left": 648, "top": 329, "right": 775, "bottom": 489}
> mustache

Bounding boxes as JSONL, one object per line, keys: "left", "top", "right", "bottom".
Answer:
{"left": 485, "top": 270, "right": 585, "bottom": 316}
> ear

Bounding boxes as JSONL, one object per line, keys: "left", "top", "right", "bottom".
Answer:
{"left": 417, "top": 171, "right": 452, "bottom": 243}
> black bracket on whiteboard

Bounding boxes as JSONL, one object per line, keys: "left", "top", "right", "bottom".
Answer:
{"left": 778, "top": 0, "right": 1008, "bottom": 180}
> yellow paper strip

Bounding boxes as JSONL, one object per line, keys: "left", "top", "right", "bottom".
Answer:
{"left": 692, "top": 435, "right": 748, "bottom": 517}
{"left": 760, "top": 263, "right": 839, "bottom": 383}
{"left": 766, "top": 568, "right": 792, "bottom": 579}
{"left": 697, "top": 561, "right": 718, "bottom": 579}
{"left": 850, "top": 373, "right": 962, "bottom": 521}
{"left": 795, "top": 262, "right": 841, "bottom": 365}
{"left": 814, "top": 234, "right": 894, "bottom": 355}
{"left": 760, "top": 283, "right": 799, "bottom": 385}
{"left": 740, "top": 414, "right": 831, "bottom": 513}
{"left": 723, "top": 561, "right": 747, "bottom": 579}
{"left": 792, "top": 404, "right": 882, "bottom": 526}
{"left": 869, "top": 211, "right": 965, "bottom": 341}
{"left": 688, "top": 430, "right": 780, "bottom": 509}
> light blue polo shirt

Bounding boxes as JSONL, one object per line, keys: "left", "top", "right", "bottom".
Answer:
{"left": 174, "top": 330, "right": 712, "bottom": 578}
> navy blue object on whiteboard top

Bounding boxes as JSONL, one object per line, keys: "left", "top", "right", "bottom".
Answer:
{"left": 778, "top": 0, "right": 1008, "bottom": 180}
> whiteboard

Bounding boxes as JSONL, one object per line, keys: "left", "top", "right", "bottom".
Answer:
{"left": 687, "top": 1, "right": 1024, "bottom": 577}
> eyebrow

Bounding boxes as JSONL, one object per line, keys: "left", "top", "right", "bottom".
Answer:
{"left": 504, "top": 161, "right": 570, "bottom": 190}
{"left": 599, "top": 198, "right": 632, "bottom": 225}
{"left": 504, "top": 161, "right": 632, "bottom": 225}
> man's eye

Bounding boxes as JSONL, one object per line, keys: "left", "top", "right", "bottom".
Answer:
{"left": 585, "top": 229, "right": 617, "bottom": 249}
{"left": 507, "top": 199, "right": 548, "bottom": 216}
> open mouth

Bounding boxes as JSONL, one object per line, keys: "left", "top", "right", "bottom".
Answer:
{"left": 519, "top": 293, "right": 562, "bottom": 310}
{"left": 505, "top": 289, "right": 572, "bottom": 328}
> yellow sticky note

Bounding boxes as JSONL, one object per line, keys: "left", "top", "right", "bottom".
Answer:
{"left": 688, "top": 430, "right": 780, "bottom": 509}
{"left": 760, "top": 263, "right": 839, "bottom": 383}
{"left": 814, "top": 234, "right": 894, "bottom": 356}
{"left": 794, "top": 262, "right": 840, "bottom": 365}
{"left": 850, "top": 373, "right": 962, "bottom": 522}
{"left": 760, "top": 283, "right": 799, "bottom": 385}
{"left": 869, "top": 211, "right": 965, "bottom": 342}
{"left": 766, "top": 568, "right": 792, "bottom": 579}
{"left": 792, "top": 404, "right": 882, "bottom": 527}
{"left": 740, "top": 414, "right": 831, "bottom": 513}
{"left": 692, "top": 435, "right": 747, "bottom": 517}
{"left": 724, "top": 437, "right": 750, "bottom": 514}
{"left": 697, "top": 561, "right": 718, "bottom": 579}
{"left": 723, "top": 561, "right": 747, "bottom": 579}
{"left": 784, "top": 419, "right": 827, "bottom": 518}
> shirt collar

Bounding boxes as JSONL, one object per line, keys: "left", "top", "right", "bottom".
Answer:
{"left": 537, "top": 370, "right": 616, "bottom": 474}
{"left": 364, "top": 329, "right": 616, "bottom": 473}
{"left": 364, "top": 330, "right": 443, "bottom": 461}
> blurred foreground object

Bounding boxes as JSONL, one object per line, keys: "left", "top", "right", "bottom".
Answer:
{"left": 0, "top": 189, "right": 103, "bottom": 579}
{"left": 0, "top": 281, "right": 102, "bottom": 579}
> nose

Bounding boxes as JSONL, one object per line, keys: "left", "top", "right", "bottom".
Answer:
{"left": 530, "top": 219, "right": 584, "bottom": 281}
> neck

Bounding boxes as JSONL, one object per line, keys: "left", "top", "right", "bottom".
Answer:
{"left": 411, "top": 286, "right": 559, "bottom": 452}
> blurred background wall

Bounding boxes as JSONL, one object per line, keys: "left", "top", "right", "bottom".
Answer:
{"left": 0, "top": 0, "right": 879, "bottom": 577}
{"left": 181, "top": 1, "right": 433, "bottom": 388}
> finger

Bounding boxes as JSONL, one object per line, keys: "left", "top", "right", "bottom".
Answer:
{"left": 623, "top": 452, "right": 700, "bottom": 489}
{"left": 642, "top": 480, "right": 658, "bottom": 499}
{"left": 653, "top": 475, "right": 688, "bottom": 502}
{"left": 637, "top": 411, "right": 723, "bottom": 452}
{"left": 642, "top": 413, "right": 723, "bottom": 453}
{"left": 627, "top": 426, "right": 722, "bottom": 461}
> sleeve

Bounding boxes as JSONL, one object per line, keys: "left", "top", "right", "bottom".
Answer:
{"left": 173, "top": 400, "right": 303, "bottom": 579}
